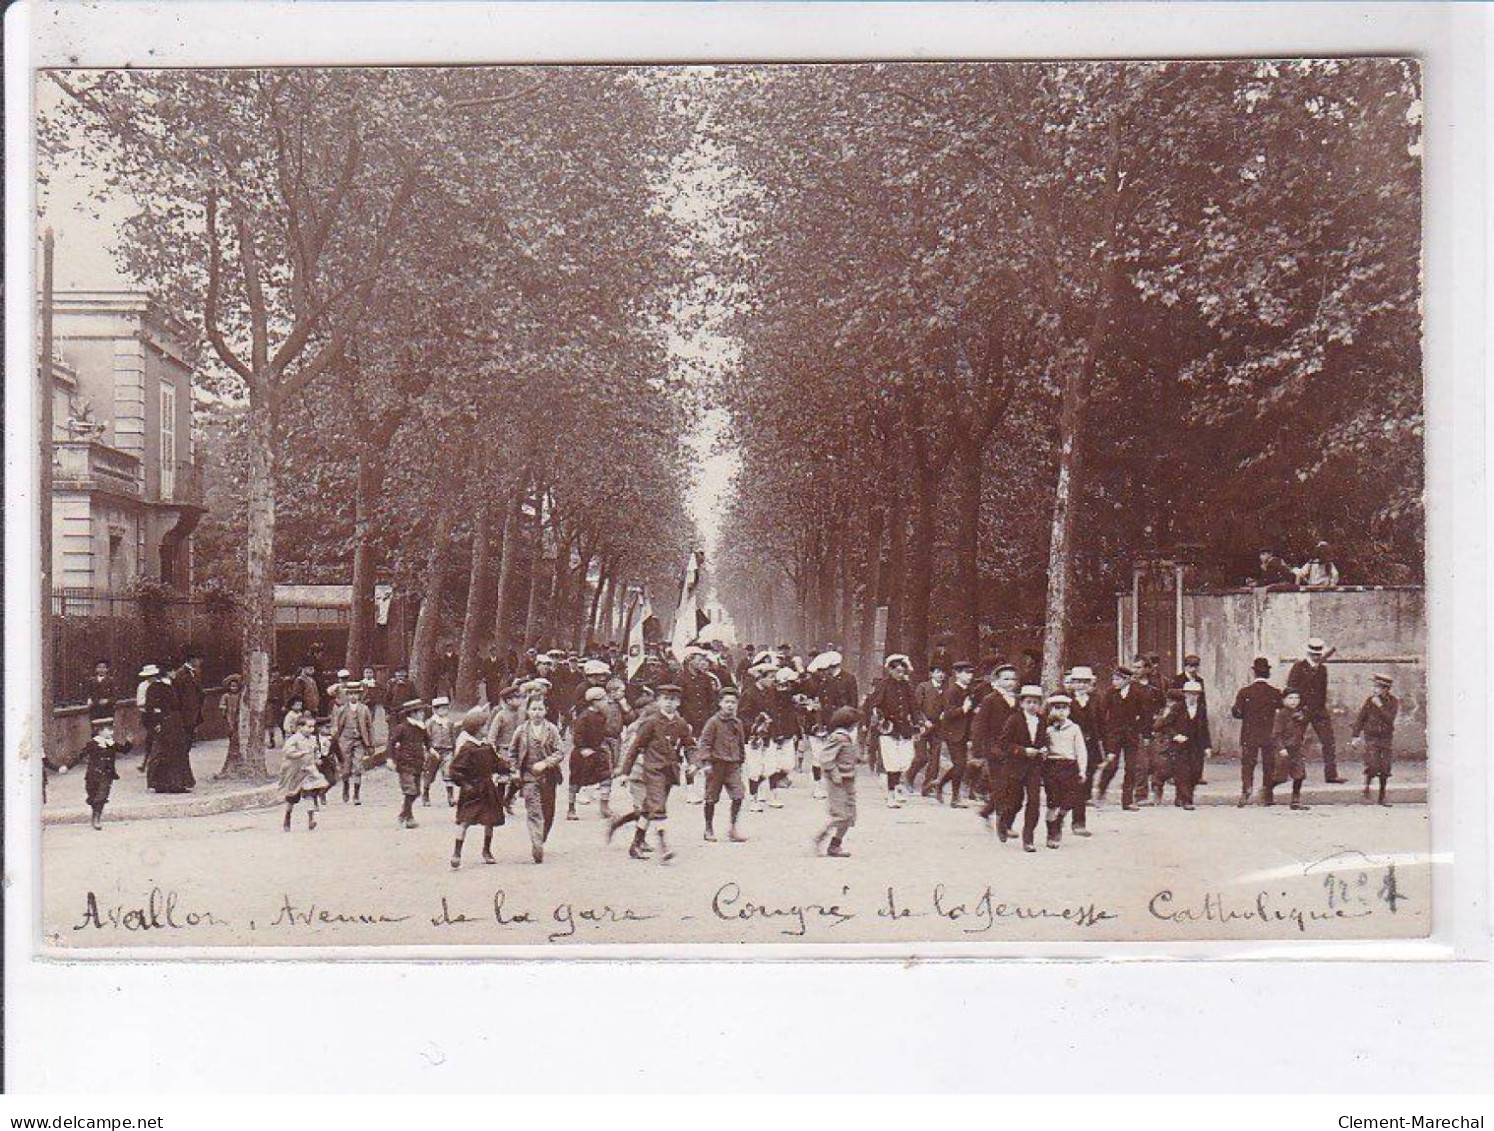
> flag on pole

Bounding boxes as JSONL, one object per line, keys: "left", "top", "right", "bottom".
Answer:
{"left": 625, "top": 590, "right": 652, "bottom": 679}
{"left": 670, "top": 549, "right": 706, "bottom": 659}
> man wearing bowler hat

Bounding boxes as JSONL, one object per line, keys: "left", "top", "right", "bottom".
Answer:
{"left": 1231, "top": 657, "right": 1283, "bottom": 806}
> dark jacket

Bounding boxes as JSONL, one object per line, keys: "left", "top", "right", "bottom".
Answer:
{"left": 389, "top": 719, "right": 430, "bottom": 775}
{"left": 1131, "top": 679, "right": 1167, "bottom": 735}
{"left": 1169, "top": 672, "right": 1209, "bottom": 722}
{"left": 173, "top": 665, "right": 205, "bottom": 727}
{"left": 1272, "top": 705, "right": 1310, "bottom": 751}
{"left": 971, "top": 689, "right": 1018, "bottom": 760}
{"left": 764, "top": 686, "right": 803, "bottom": 742}
{"left": 679, "top": 666, "right": 721, "bottom": 733}
{"left": 142, "top": 679, "right": 175, "bottom": 733}
{"left": 572, "top": 705, "right": 609, "bottom": 754}
{"left": 1285, "top": 660, "right": 1330, "bottom": 717}
{"left": 999, "top": 710, "right": 1049, "bottom": 760}
{"left": 1068, "top": 693, "right": 1104, "bottom": 763}
{"left": 385, "top": 676, "right": 417, "bottom": 713}
{"left": 937, "top": 682, "right": 980, "bottom": 745}
{"left": 83, "top": 675, "right": 117, "bottom": 716}
{"left": 914, "top": 680, "right": 949, "bottom": 734}
{"left": 866, "top": 676, "right": 921, "bottom": 741}
{"left": 1231, "top": 680, "right": 1283, "bottom": 747}
{"left": 1159, "top": 699, "right": 1212, "bottom": 754}
{"left": 622, "top": 712, "right": 694, "bottom": 775}
{"left": 1352, "top": 694, "right": 1399, "bottom": 741}
{"left": 811, "top": 669, "right": 860, "bottom": 731}
{"left": 1100, "top": 684, "right": 1143, "bottom": 746}
{"left": 696, "top": 712, "right": 747, "bottom": 765}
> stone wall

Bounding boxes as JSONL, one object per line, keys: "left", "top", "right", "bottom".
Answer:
{"left": 1119, "top": 587, "right": 1426, "bottom": 756}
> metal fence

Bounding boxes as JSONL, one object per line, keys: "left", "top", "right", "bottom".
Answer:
{"left": 50, "top": 589, "right": 242, "bottom": 706}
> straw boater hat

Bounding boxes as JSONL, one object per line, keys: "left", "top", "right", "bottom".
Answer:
{"left": 885, "top": 654, "right": 912, "bottom": 671}
{"left": 583, "top": 659, "right": 611, "bottom": 677}
{"left": 1019, "top": 685, "right": 1045, "bottom": 701}
{"left": 1306, "top": 637, "right": 1327, "bottom": 655}
{"left": 1069, "top": 666, "right": 1096, "bottom": 681}
{"left": 337, "top": 668, "right": 351, "bottom": 680}
{"left": 1047, "top": 693, "right": 1072, "bottom": 706}
{"left": 139, "top": 664, "right": 160, "bottom": 678}
{"left": 431, "top": 696, "right": 451, "bottom": 709}
{"left": 1372, "top": 672, "right": 1394, "bottom": 686}
{"left": 400, "top": 699, "right": 426, "bottom": 715}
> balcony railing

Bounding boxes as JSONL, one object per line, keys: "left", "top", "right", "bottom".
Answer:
{"left": 52, "top": 439, "right": 142, "bottom": 500}
{"left": 166, "top": 456, "right": 206, "bottom": 508}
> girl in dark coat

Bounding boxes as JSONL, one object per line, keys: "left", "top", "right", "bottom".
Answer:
{"left": 449, "top": 708, "right": 508, "bottom": 869}
{"left": 389, "top": 700, "right": 430, "bottom": 829}
{"left": 83, "top": 716, "right": 131, "bottom": 829}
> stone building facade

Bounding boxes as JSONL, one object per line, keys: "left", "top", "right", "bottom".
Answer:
{"left": 49, "top": 291, "right": 205, "bottom": 599}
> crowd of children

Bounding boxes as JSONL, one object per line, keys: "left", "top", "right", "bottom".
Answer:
{"left": 74, "top": 639, "right": 1405, "bottom": 867}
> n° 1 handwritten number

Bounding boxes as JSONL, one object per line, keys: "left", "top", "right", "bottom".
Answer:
{"left": 1378, "top": 864, "right": 1403, "bottom": 913}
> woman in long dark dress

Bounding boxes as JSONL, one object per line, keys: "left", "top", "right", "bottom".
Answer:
{"left": 449, "top": 707, "right": 507, "bottom": 869}
{"left": 147, "top": 693, "right": 196, "bottom": 794}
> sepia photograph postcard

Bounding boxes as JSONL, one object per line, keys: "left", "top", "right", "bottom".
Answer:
{"left": 15, "top": 12, "right": 1466, "bottom": 959}
{"left": 7, "top": 0, "right": 1494, "bottom": 1108}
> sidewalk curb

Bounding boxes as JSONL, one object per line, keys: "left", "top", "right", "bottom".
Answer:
{"left": 1158, "top": 785, "right": 1425, "bottom": 808}
{"left": 42, "top": 782, "right": 283, "bottom": 826}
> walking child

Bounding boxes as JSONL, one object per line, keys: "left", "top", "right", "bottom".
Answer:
{"left": 739, "top": 660, "right": 779, "bottom": 812}
{"left": 449, "top": 707, "right": 508, "bottom": 869}
{"left": 424, "top": 697, "right": 457, "bottom": 807}
{"left": 1064, "top": 666, "right": 1101, "bottom": 835}
{"left": 1157, "top": 681, "right": 1212, "bottom": 809}
{"left": 82, "top": 715, "right": 131, "bottom": 830}
{"left": 997, "top": 686, "right": 1049, "bottom": 852}
{"left": 330, "top": 682, "right": 374, "bottom": 805}
{"left": 1352, "top": 673, "right": 1399, "bottom": 807}
{"left": 932, "top": 662, "right": 978, "bottom": 807}
{"left": 1040, "top": 694, "right": 1086, "bottom": 849}
{"left": 508, "top": 695, "right": 565, "bottom": 863}
{"left": 568, "top": 687, "right": 610, "bottom": 821}
{"left": 613, "top": 684, "right": 692, "bottom": 862}
{"left": 278, "top": 714, "right": 329, "bottom": 831}
{"left": 813, "top": 706, "right": 863, "bottom": 857}
{"left": 866, "top": 654, "right": 922, "bottom": 807}
{"left": 485, "top": 682, "right": 527, "bottom": 815}
{"left": 389, "top": 699, "right": 430, "bottom": 829}
{"left": 1269, "top": 688, "right": 1312, "bottom": 810}
{"left": 696, "top": 686, "right": 749, "bottom": 843}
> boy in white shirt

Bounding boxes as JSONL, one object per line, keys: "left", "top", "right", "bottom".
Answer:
{"left": 1042, "top": 694, "right": 1087, "bottom": 849}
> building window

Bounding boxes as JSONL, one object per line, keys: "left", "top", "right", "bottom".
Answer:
{"left": 160, "top": 381, "right": 176, "bottom": 499}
